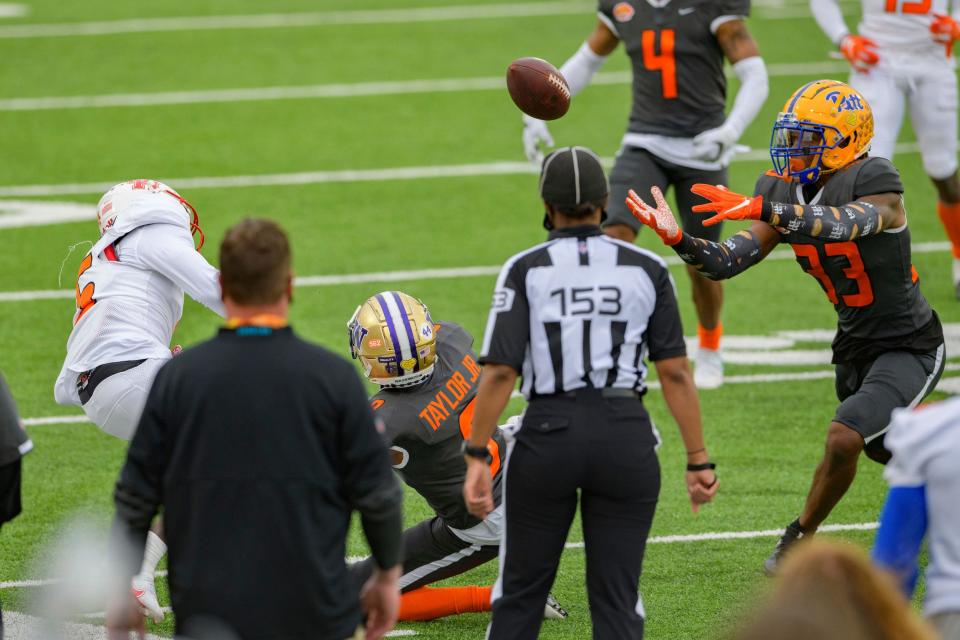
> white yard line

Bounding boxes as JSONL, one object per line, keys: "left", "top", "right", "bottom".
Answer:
{"left": 0, "top": 240, "right": 949, "bottom": 304}
{"left": 0, "top": 62, "right": 850, "bottom": 112}
{"left": 0, "top": 139, "right": 933, "bottom": 200}
{"left": 0, "top": 2, "right": 847, "bottom": 40}
{"left": 0, "top": 3, "right": 26, "bottom": 18}
{"left": 0, "top": 522, "right": 877, "bottom": 592}
{"left": 0, "top": 200, "right": 95, "bottom": 228}
{"left": 0, "top": 2, "right": 592, "bottom": 39}
{"left": 571, "top": 521, "right": 879, "bottom": 548}
{"left": 21, "top": 362, "right": 960, "bottom": 429}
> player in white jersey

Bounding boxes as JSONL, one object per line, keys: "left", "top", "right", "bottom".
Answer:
{"left": 811, "top": 0, "right": 960, "bottom": 295}
{"left": 872, "top": 398, "right": 960, "bottom": 639}
{"left": 54, "top": 179, "right": 225, "bottom": 623}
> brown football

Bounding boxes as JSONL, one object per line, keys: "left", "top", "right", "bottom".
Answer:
{"left": 506, "top": 57, "right": 571, "bottom": 121}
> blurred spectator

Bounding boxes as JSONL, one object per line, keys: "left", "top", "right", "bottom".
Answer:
{"left": 0, "top": 372, "right": 32, "bottom": 640}
{"left": 734, "top": 540, "right": 936, "bottom": 640}
{"left": 873, "top": 398, "right": 960, "bottom": 640}
{"left": 105, "top": 219, "right": 403, "bottom": 640}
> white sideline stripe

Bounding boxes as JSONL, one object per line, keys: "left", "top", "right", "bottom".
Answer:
{"left": 568, "top": 522, "right": 879, "bottom": 549}
{"left": 22, "top": 362, "right": 960, "bottom": 429}
{"left": 0, "top": 3, "right": 26, "bottom": 18}
{"left": 0, "top": 2, "right": 592, "bottom": 39}
{"left": 0, "top": 61, "right": 850, "bottom": 112}
{"left": 0, "top": 570, "right": 166, "bottom": 590}
{"left": 0, "top": 139, "right": 936, "bottom": 199}
{"left": 0, "top": 1, "right": 846, "bottom": 40}
{"left": 506, "top": 361, "right": 960, "bottom": 398}
{"left": 3, "top": 612, "right": 165, "bottom": 640}
{"left": 0, "top": 200, "right": 94, "bottom": 228}
{"left": 0, "top": 523, "right": 878, "bottom": 591}
{"left": 0, "top": 240, "right": 950, "bottom": 304}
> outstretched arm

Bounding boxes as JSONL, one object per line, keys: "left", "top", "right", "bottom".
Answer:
{"left": 626, "top": 187, "right": 780, "bottom": 281}
{"left": 690, "top": 184, "right": 906, "bottom": 242}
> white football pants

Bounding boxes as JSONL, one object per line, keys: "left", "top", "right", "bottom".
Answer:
{"left": 82, "top": 358, "right": 167, "bottom": 441}
{"left": 851, "top": 55, "right": 958, "bottom": 180}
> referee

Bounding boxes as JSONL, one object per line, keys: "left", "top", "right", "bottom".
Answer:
{"left": 463, "top": 147, "right": 719, "bottom": 639}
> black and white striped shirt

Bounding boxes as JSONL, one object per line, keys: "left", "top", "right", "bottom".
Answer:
{"left": 479, "top": 225, "right": 686, "bottom": 399}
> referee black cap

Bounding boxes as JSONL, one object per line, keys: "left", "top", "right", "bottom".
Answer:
{"left": 539, "top": 146, "right": 608, "bottom": 208}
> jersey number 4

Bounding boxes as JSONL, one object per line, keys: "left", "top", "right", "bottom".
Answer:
{"left": 642, "top": 29, "right": 677, "bottom": 99}
{"left": 792, "top": 242, "right": 874, "bottom": 307}
{"left": 885, "top": 0, "right": 931, "bottom": 14}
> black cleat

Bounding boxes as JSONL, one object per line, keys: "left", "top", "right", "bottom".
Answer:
{"left": 763, "top": 520, "right": 806, "bottom": 576}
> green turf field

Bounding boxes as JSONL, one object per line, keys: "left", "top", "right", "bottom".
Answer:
{"left": 0, "top": 0, "right": 955, "bottom": 637}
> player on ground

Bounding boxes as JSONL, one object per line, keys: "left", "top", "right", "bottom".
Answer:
{"left": 811, "top": 0, "right": 960, "bottom": 295}
{"left": 626, "top": 80, "right": 945, "bottom": 574}
{"left": 346, "top": 291, "right": 566, "bottom": 622}
{"left": 54, "top": 179, "right": 225, "bottom": 622}
{"left": 522, "top": 0, "right": 769, "bottom": 388}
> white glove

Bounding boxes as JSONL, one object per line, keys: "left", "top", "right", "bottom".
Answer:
{"left": 500, "top": 414, "right": 523, "bottom": 442}
{"left": 522, "top": 115, "right": 554, "bottom": 165}
{"left": 692, "top": 123, "right": 740, "bottom": 163}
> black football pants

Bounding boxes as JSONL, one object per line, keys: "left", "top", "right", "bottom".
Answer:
{"left": 488, "top": 391, "right": 660, "bottom": 640}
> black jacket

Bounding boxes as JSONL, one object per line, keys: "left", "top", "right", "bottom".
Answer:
{"left": 0, "top": 373, "right": 29, "bottom": 467}
{"left": 111, "top": 326, "right": 402, "bottom": 640}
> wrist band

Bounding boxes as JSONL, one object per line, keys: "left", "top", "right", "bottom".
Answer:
{"left": 686, "top": 448, "right": 706, "bottom": 455}
{"left": 686, "top": 462, "right": 716, "bottom": 472}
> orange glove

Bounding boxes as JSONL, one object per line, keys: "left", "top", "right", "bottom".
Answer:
{"left": 625, "top": 187, "right": 682, "bottom": 245}
{"left": 839, "top": 35, "right": 879, "bottom": 72}
{"left": 690, "top": 184, "right": 764, "bottom": 227}
{"left": 931, "top": 13, "right": 960, "bottom": 55}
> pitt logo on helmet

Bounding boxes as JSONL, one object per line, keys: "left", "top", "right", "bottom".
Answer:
{"left": 769, "top": 80, "right": 874, "bottom": 185}
{"left": 347, "top": 291, "right": 437, "bottom": 389}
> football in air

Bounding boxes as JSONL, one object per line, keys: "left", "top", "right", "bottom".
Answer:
{"left": 506, "top": 57, "right": 571, "bottom": 120}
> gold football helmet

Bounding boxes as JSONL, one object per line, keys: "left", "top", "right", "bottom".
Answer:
{"left": 347, "top": 291, "right": 437, "bottom": 388}
{"left": 770, "top": 80, "right": 874, "bottom": 184}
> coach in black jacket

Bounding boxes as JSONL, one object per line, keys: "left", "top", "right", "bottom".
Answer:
{"left": 107, "top": 219, "right": 403, "bottom": 640}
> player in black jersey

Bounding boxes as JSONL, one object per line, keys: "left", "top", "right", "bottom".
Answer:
{"left": 626, "top": 80, "right": 945, "bottom": 575}
{"left": 522, "top": 0, "right": 769, "bottom": 388}
{"left": 346, "top": 291, "right": 567, "bottom": 622}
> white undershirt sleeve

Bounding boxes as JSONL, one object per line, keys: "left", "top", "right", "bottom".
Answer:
{"left": 136, "top": 224, "right": 226, "bottom": 318}
{"left": 725, "top": 56, "right": 769, "bottom": 139}
{"left": 559, "top": 42, "right": 608, "bottom": 97}
{"left": 810, "top": 0, "right": 850, "bottom": 46}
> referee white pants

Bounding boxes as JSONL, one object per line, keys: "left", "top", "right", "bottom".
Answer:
{"left": 82, "top": 358, "right": 167, "bottom": 441}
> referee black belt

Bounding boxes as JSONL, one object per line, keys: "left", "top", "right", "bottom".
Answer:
{"left": 77, "top": 359, "right": 146, "bottom": 406}
{"left": 533, "top": 387, "right": 643, "bottom": 401}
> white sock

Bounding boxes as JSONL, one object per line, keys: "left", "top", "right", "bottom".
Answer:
{"left": 138, "top": 531, "right": 167, "bottom": 580}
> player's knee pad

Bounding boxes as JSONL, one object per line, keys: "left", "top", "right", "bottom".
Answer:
{"left": 922, "top": 149, "right": 958, "bottom": 182}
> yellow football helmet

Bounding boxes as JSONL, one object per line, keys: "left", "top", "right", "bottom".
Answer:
{"left": 770, "top": 79, "right": 874, "bottom": 184}
{"left": 347, "top": 291, "right": 437, "bottom": 388}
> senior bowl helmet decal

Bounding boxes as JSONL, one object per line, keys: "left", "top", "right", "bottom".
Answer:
{"left": 348, "top": 291, "right": 437, "bottom": 388}
{"left": 96, "top": 179, "right": 205, "bottom": 249}
{"left": 770, "top": 80, "right": 874, "bottom": 185}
